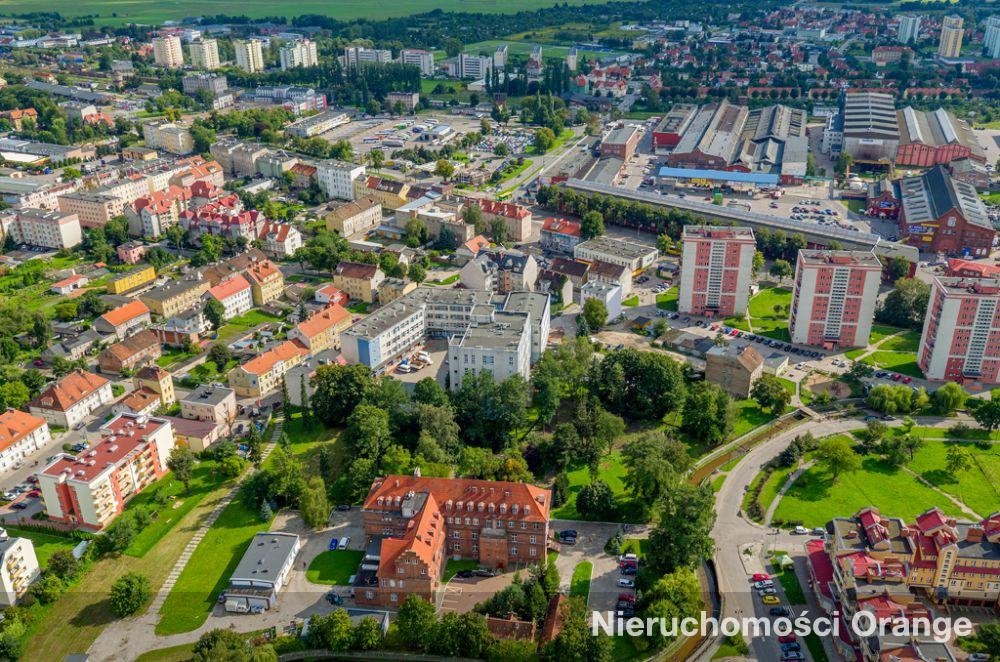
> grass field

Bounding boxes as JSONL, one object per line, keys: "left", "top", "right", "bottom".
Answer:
{"left": 443, "top": 559, "right": 480, "bottom": 582}
{"left": 552, "top": 452, "right": 628, "bottom": 520}
{"left": 2, "top": 0, "right": 620, "bottom": 24}
{"left": 0, "top": 527, "right": 76, "bottom": 568}
{"left": 878, "top": 330, "right": 921, "bottom": 353}
{"left": 861, "top": 351, "right": 923, "bottom": 378}
{"left": 870, "top": 323, "right": 905, "bottom": 344}
{"left": 907, "top": 441, "right": 1000, "bottom": 517}
{"left": 306, "top": 550, "right": 364, "bottom": 585}
{"left": 747, "top": 287, "right": 792, "bottom": 340}
{"left": 570, "top": 561, "right": 592, "bottom": 600}
{"left": 622, "top": 294, "right": 639, "bottom": 307}
{"left": 773, "top": 453, "right": 966, "bottom": 527}
{"left": 656, "top": 287, "right": 678, "bottom": 311}
{"left": 135, "top": 643, "right": 198, "bottom": 662}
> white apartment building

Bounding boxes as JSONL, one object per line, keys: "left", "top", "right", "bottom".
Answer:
{"left": 938, "top": 15, "right": 964, "bottom": 59}
{"left": 187, "top": 38, "right": 220, "bottom": 70}
{"left": 984, "top": 16, "right": 1000, "bottom": 59}
{"left": 234, "top": 39, "right": 265, "bottom": 73}
{"left": 9, "top": 208, "right": 82, "bottom": 249}
{"left": 344, "top": 46, "right": 392, "bottom": 68}
{"left": 0, "top": 533, "right": 40, "bottom": 605}
{"left": 152, "top": 35, "right": 184, "bottom": 68}
{"left": 317, "top": 160, "right": 366, "bottom": 200}
{"left": 898, "top": 15, "right": 921, "bottom": 44}
{"left": 448, "top": 309, "right": 531, "bottom": 390}
{"left": 280, "top": 39, "right": 318, "bottom": 70}
{"left": 142, "top": 121, "right": 194, "bottom": 155}
{"left": 573, "top": 236, "right": 659, "bottom": 274}
{"left": 28, "top": 370, "right": 114, "bottom": 429}
{"left": 457, "top": 53, "right": 492, "bottom": 80}
{"left": 400, "top": 49, "right": 435, "bottom": 76}
{"left": 0, "top": 410, "right": 51, "bottom": 472}
{"left": 206, "top": 274, "right": 253, "bottom": 320}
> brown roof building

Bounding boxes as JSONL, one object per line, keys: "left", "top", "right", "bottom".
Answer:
{"left": 98, "top": 329, "right": 162, "bottom": 375}
{"left": 704, "top": 343, "right": 763, "bottom": 398}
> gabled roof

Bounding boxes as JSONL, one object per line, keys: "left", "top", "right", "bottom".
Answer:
{"left": 335, "top": 261, "right": 380, "bottom": 280}
{"left": 541, "top": 217, "right": 581, "bottom": 237}
{"left": 294, "top": 304, "right": 351, "bottom": 339}
{"left": 236, "top": 340, "right": 305, "bottom": 376}
{"left": 207, "top": 274, "right": 251, "bottom": 302}
{"left": 29, "top": 370, "right": 109, "bottom": 412}
{"left": 0, "top": 410, "right": 47, "bottom": 453}
{"left": 99, "top": 300, "right": 150, "bottom": 328}
{"left": 101, "top": 329, "right": 160, "bottom": 362}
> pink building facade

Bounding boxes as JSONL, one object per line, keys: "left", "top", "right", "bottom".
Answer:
{"left": 918, "top": 277, "right": 1000, "bottom": 384}
{"left": 788, "top": 250, "right": 882, "bottom": 349}
{"left": 679, "top": 226, "right": 756, "bottom": 317}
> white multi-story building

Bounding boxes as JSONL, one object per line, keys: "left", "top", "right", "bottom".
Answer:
{"left": 0, "top": 532, "right": 39, "bottom": 605}
{"left": 898, "top": 15, "right": 921, "bottom": 44}
{"left": 448, "top": 309, "right": 531, "bottom": 390}
{"left": 142, "top": 121, "right": 194, "bottom": 155}
{"left": 316, "top": 160, "right": 365, "bottom": 200}
{"left": 918, "top": 277, "right": 1000, "bottom": 383}
{"left": 788, "top": 250, "right": 883, "bottom": 349}
{"left": 8, "top": 208, "right": 82, "bottom": 249}
{"left": 344, "top": 46, "right": 392, "bottom": 68}
{"left": 984, "top": 16, "right": 1000, "bottom": 59}
{"left": 280, "top": 39, "right": 318, "bottom": 70}
{"left": 679, "top": 226, "right": 757, "bottom": 317}
{"left": 494, "top": 45, "right": 508, "bottom": 69}
{"left": 28, "top": 369, "right": 114, "bottom": 429}
{"left": 938, "top": 15, "right": 964, "bottom": 59}
{"left": 573, "top": 236, "right": 658, "bottom": 275}
{"left": 37, "top": 414, "right": 175, "bottom": 531}
{"left": 234, "top": 39, "right": 265, "bottom": 73}
{"left": 152, "top": 35, "right": 184, "bottom": 68}
{"left": 0, "top": 410, "right": 51, "bottom": 472}
{"left": 400, "top": 49, "right": 435, "bottom": 76}
{"left": 457, "top": 53, "right": 492, "bottom": 80}
{"left": 206, "top": 274, "right": 253, "bottom": 320}
{"left": 187, "top": 38, "right": 220, "bottom": 70}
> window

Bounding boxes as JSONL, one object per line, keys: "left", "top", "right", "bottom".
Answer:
{"left": 453, "top": 542, "right": 460, "bottom": 551}
{"left": 483, "top": 355, "right": 494, "bottom": 365}
{"left": 390, "top": 593, "right": 398, "bottom": 602}
{"left": 365, "top": 590, "right": 374, "bottom": 599}
{"left": 511, "top": 547, "right": 518, "bottom": 556}
{"left": 530, "top": 547, "right": 536, "bottom": 556}
{"left": 421, "top": 568, "right": 426, "bottom": 576}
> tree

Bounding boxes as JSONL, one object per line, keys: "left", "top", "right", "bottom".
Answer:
{"left": 193, "top": 629, "right": 250, "bottom": 661}
{"left": 622, "top": 433, "right": 690, "bottom": 505}
{"left": 681, "top": 382, "right": 733, "bottom": 445}
{"left": 203, "top": 297, "right": 226, "bottom": 330}
{"left": 311, "top": 364, "right": 374, "bottom": 426}
{"left": 47, "top": 549, "right": 80, "bottom": 581}
{"left": 769, "top": 259, "right": 793, "bottom": 281}
{"left": 308, "top": 609, "right": 353, "bottom": 651}
{"left": 900, "top": 434, "right": 924, "bottom": 462}
{"left": 299, "top": 476, "right": 330, "bottom": 529}
{"left": 352, "top": 616, "right": 383, "bottom": 651}
{"left": 345, "top": 404, "right": 392, "bottom": 461}
{"left": 109, "top": 572, "right": 151, "bottom": 617}
{"left": 396, "top": 595, "right": 437, "bottom": 651}
{"left": 208, "top": 343, "right": 231, "bottom": 368}
{"left": 463, "top": 203, "right": 486, "bottom": 235}
{"left": 972, "top": 394, "right": 1000, "bottom": 432}
{"left": 580, "top": 210, "right": 604, "bottom": 239}
{"left": 647, "top": 483, "right": 716, "bottom": 575}
{"left": 576, "top": 480, "right": 616, "bottom": 519}
{"left": 166, "top": 446, "right": 196, "bottom": 494}
{"left": 413, "top": 377, "right": 450, "bottom": 407}
{"left": 541, "top": 597, "right": 612, "bottom": 662}
{"left": 876, "top": 278, "right": 930, "bottom": 330}
{"left": 581, "top": 297, "right": 608, "bottom": 330}
{"left": 407, "top": 263, "right": 426, "bottom": 283}
{"left": 931, "top": 382, "right": 966, "bottom": 415}
{"left": 245, "top": 423, "right": 264, "bottom": 467}
{"left": 493, "top": 142, "right": 510, "bottom": 157}
{"left": 366, "top": 148, "right": 385, "bottom": 171}
{"left": 752, "top": 250, "right": 765, "bottom": 277}
{"left": 945, "top": 445, "right": 973, "bottom": 475}
{"left": 434, "top": 159, "right": 455, "bottom": 180}
{"left": 816, "top": 436, "right": 861, "bottom": 483}
{"left": 532, "top": 127, "right": 556, "bottom": 153}
{"left": 751, "top": 375, "right": 791, "bottom": 413}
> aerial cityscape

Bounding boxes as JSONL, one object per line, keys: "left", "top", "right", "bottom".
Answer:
{"left": 0, "top": 0, "right": 997, "bottom": 660}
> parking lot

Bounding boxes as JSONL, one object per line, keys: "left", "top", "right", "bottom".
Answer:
{"left": 550, "top": 520, "right": 643, "bottom": 614}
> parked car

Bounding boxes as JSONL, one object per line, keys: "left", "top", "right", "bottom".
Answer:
{"left": 325, "top": 591, "right": 343, "bottom": 605}
{"left": 759, "top": 587, "right": 778, "bottom": 596}
{"left": 456, "top": 570, "right": 475, "bottom": 579}
{"left": 11, "top": 503, "right": 27, "bottom": 510}
{"left": 474, "top": 568, "right": 498, "bottom": 577}
{"left": 794, "top": 525, "right": 809, "bottom": 534}
{"left": 770, "top": 607, "right": 791, "bottom": 617}
{"left": 778, "top": 634, "right": 797, "bottom": 644}
{"left": 781, "top": 642, "right": 801, "bottom": 653}
{"left": 782, "top": 652, "right": 804, "bottom": 661}
{"left": 335, "top": 504, "right": 351, "bottom": 512}
{"left": 752, "top": 573, "right": 771, "bottom": 582}
{"left": 617, "top": 578, "right": 635, "bottom": 588}
{"left": 328, "top": 538, "right": 339, "bottom": 551}
{"left": 762, "top": 595, "right": 781, "bottom": 605}
{"left": 812, "top": 527, "right": 825, "bottom": 536}
{"left": 754, "top": 580, "right": 775, "bottom": 590}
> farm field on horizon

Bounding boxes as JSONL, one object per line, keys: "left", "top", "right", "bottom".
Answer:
{"left": 0, "top": 0, "right": 622, "bottom": 24}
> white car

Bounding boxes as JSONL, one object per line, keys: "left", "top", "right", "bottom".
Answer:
{"left": 794, "top": 525, "right": 809, "bottom": 535}
{"left": 617, "top": 578, "right": 635, "bottom": 588}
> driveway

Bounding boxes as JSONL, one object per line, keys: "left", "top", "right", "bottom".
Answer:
{"left": 550, "top": 519, "right": 645, "bottom": 613}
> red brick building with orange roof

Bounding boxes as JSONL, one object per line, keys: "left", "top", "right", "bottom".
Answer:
{"left": 355, "top": 473, "right": 551, "bottom": 608}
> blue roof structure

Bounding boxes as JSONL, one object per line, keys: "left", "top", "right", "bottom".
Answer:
{"left": 657, "top": 167, "right": 780, "bottom": 186}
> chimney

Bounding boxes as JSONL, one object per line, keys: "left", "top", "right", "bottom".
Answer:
{"left": 966, "top": 526, "right": 983, "bottom": 543}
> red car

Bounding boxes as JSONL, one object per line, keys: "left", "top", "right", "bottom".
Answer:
{"left": 752, "top": 573, "right": 771, "bottom": 582}
{"left": 902, "top": 376, "right": 912, "bottom": 384}
{"left": 891, "top": 374, "right": 902, "bottom": 382}
{"left": 779, "top": 634, "right": 797, "bottom": 643}
{"left": 27, "top": 490, "right": 40, "bottom": 499}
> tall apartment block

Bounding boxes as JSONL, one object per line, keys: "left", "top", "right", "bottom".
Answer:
{"left": 152, "top": 35, "right": 184, "bottom": 68}
{"left": 679, "top": 226, "right": 756, "bottom": 317}
{"left": 984, "top": 16, "right": 1000, "bottom": 59}
{"left": 788, "top": 250, "right": 882, "bottom": 349}
{"left": 400, "top": 49, "right": 435, "bottom": 76}
{"left": 938, "top": 15, "right": 964, "bottom": 58}
{"left": 918, "top": 277, "right": 1000, "bottom": 383}
{"left": 187, "top": 38, "right": 220, "bottom": 70}
{"left": 280, "top": 39, "right": 318, "bottom": 70}
{"left": 234, "top": 39, "right": 265, "bottom": 73}
{"left": 897, "top": 15, "right": 921, "bottom": 44}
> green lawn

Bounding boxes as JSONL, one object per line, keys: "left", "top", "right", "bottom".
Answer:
{"left": 156, "top": 346, "right": 198, "bottom": 368}
{"left": 346, "top": 301, "right": 371, "bottom": 313}
{"left": 723, "top": 316, "right": 751, "bottom": 332}
{"left": 769, "top": 551, "right": 806, "bottom": 605}
{"left": 619, "top": 538, "right": 649, "bottom": 558}
{"left": 843, "top": 347, "right": 867, "bottom": 360}
{"left": 870, "top": 324, "right": 905, "bottom": 344}
{"left": 622, "top": 294, "right": 639, "bottom": 307}
{"left": 306, "top": 550, "right": 364, "bottom": 585}
{"left": 443, "top": 559, "right": 481, "bottom": 582}
{"left": 570, "top": 561, "right": 592, "bottom": 600}
{"left": 156, "top": 500, "right": 274, "bottom": 635}
{"left": 861, "top": 351, "right": 923, "bottom": 378}
{"left": 125, "top": 459, "right": 230, "bottom": 558}
{"left": 804, "top": 633, "right": 830, "bottom": 662}
{"left": 756, "top": 465, "right": 798, "bottom": 518}
{"left": 730, "top": 399, "right": 780, "bottom": 439}
{"left": 878, "top": 330, "right": 921, "bottom": 353}
{"left": 655, "top": 287, "right": 678, "bottom": 311}
{"left": 747, "top": 287, "right": 792, "bottom": 340}
{"left": 227, "top": 309, "right": 282, "bottom": 327}
{"left": 773, "top": 453, "right": 966, "bottom": 527}
{"left": 552, "top": 452, "right": 628, "bottom": 520}
{"left": 427, "top": 273, "right": 460, "bottom": 286}
{"left": 135, "top": 643, "right": 197, "bottom": 662}
{"left": 0, "top": 527, "right": 77, "bottom": 568}
{"left": 907, "top": 441, "right": 1000, "bottom": 517}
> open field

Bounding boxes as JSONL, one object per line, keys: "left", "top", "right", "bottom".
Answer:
{"left": 552, "top": 452, "right": 628, "bottom": 520}
{"left": 2, "top": 0, "right": 621, "bottom": 24}
{"left": 307, "top": 550, "right": 364, "bottom": 585}
{"left": 655, "top": 287, "right": 678, "bottom": 310}
{"left": 462, "top": 39, "right": 627, "bottom": 62}
{"left": 747, "top": 287, "right": 792, "bottom": 340}
{"left": 861, "top": 351, "right": 923, "bottom": 378}
{"left": 907, "top": 440, "right": 1000, "bottom": 517}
